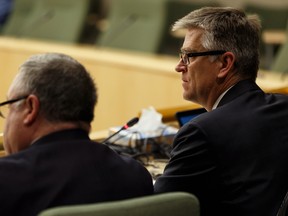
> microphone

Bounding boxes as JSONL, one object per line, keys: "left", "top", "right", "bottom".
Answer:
{"left": 101, "top": 117, "right": 139, "bottom": 144}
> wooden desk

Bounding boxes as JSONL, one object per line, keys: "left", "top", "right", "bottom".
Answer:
{"left": 262, "top": 30, "right": 286, "bottom": 45}
{"left": 0, "top": 37, "right": 287, "bottom": 135}
{"left": 257, "top": 69, "right": 288, "bottom": 91}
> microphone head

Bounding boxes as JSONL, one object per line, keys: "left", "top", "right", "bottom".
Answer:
{"left": 102, "top": 117, "right": 139, "bottom": 144}
{"left": 125, "top": 117, "right": 139, "bottom": 128}
{"left": 121, "top": 117, "right": 139, "bottom": 130}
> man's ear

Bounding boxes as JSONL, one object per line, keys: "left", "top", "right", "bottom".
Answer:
{"left": 23, "top": 95, "right": 40, "bottom": 125}
{"left": 217, "top": 52, "right": 235, "bottom": 78}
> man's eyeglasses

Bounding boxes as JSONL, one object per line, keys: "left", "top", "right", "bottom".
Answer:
{"left": 0, "top": 95, "right": 28, "bottom": 119}
{"left": 179, "top": 50, "right": 226, "bottom": 65}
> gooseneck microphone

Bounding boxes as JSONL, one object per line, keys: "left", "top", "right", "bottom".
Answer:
{"left": 101, "top": 117, "right": 139, "bottom": 144}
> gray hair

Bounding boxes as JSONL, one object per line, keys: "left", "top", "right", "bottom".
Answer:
{"left": 173, "top": 7, "right": 261, "bottom": 80}
{"left": 14, "top": 53, "right": 97, "bottom": 123}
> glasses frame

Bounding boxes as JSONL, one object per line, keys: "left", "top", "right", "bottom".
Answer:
{"left": 179, "top": 50, "right": 226, "bottom": 65}
{"left": 0, "top": 95, "right": 29, "bottom": 118}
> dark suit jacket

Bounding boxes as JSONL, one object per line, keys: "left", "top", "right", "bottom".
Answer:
{"left": 0, "top": 129, "right": 153, "bottom": 216}
{"left": 154, "top": 80, "right": 288, "bottom": 216}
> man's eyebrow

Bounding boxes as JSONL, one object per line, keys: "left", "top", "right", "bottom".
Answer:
{"left": 180, "top": 48, "right": 197, "bottom": 53}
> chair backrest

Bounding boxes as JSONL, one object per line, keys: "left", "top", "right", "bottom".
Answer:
{"left": 38, "top": 192, "right": 200, "bottom": 216}
{"left": 271, "top": 22, "right": 288, "bottom": 73}
{"left": 1, "top": 0, "right": 35, "bottom": 35}
{"left": 272, "top": 39, "right": 288, "bottom": 73}
{"left": 96, "top": 0, "right": 168, "bottom": 53}
{"left": 2, "top": 0, "right": 91, "bottom": 43}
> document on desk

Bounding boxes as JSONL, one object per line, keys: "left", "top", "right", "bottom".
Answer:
{"left": 107, "top": 125, "right": 178, "bottom": 148}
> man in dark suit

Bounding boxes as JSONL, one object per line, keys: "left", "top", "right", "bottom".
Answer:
{"left": 0, "top": 53, "right": 153, "bottom": 216}
{"left": 154, "top": 7, "right": 288, "bottom": 216}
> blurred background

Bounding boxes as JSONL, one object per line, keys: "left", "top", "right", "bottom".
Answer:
{"left": 0, "top": 0, "right": 287, "bottom": 71}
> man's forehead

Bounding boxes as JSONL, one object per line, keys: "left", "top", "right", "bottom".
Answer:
{"left": 181, "top": 36, "right": 204, "bottom": 53}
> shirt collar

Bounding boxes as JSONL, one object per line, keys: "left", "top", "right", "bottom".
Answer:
{"left": 212, "top": 85, "right": 234, "bottom": 110}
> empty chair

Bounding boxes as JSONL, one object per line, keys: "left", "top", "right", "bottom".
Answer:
{"left": 272, "top": 38, "right": 288, "bottom": 73}
{"left": 2, "top": 0, "right": 91, "bottom": 43}
{"left": 271, "top": 20, "right": 288, "bottom": 73}
{"left": 1, "top": 0, "right": 35, "bottom": 35}
{"left": 96, "top": 0, "right": 169, "bottom": 53}
{"left": 38, "top": 192, "right": 200, "bottom": 216}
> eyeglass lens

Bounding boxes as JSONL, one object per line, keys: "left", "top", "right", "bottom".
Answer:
{"left": 180, "top": 53, "right": 189, "bottom": 65}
